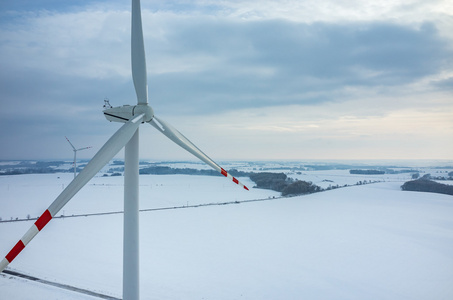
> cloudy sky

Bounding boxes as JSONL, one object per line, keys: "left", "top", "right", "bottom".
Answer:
{"left": 0, "top": 0, "right": 452, "bottom": 161}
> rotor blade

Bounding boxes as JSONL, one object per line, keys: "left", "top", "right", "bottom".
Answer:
{"left": 65, "top": 136, "right": 76, "bottom": 151}
{"left": 0, "top": 114, "right": 144, "bottom": 272}
{"left": 150, "top": 116, "right": 249, "bottom": 190}
{"left": 131, "top": 0, "right": 148, "bottom": 104}
{"left": 76, "top": 146, "right": 93, "bottom": 151}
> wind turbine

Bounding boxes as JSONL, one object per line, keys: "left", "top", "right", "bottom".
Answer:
{"left": 65, "top": 136, "right": 92, "bottom": 178}
{"left": 0, "top": 0, "right": 248, "bottom": 299}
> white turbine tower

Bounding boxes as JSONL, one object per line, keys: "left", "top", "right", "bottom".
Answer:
{"left": 0, "top": 1, "right": 248, "bottom": 299}
{"left": 65, "top": 136, "right": 92, "bottom": 178}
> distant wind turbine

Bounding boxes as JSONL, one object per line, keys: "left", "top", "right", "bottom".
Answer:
{"left": 0, "top": 1, "right": 248, "bottom": 299}
{"left": 65, "top": 136, "right": 92, "bottom": 178}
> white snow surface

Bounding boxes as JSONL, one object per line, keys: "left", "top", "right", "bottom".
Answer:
{"left": 1, "top": 170, "right": 452, "bottom": 299}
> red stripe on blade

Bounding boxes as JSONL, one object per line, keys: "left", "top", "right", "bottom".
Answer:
{"left": 233, "top": 177, "right": 239, "bottom": 184}
{"left": 221, "top": 168, "right": 228, "bottom": 177}
{"left": 244, "top": 186, "right": 249, "bottom": 191}
{"left": 5, "top": 240, "right": 25, "bottom": 263}
{"left": 35, "top": 210, "right": 52, "bottom": 231}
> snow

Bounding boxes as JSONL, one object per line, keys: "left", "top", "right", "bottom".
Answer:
{"left": 0, "top": 173, "right": 277, "bottom": 219}
{"left": 288, "top": 169, "right": 410, "bottom": 189}
{"left": 0, "top": 274, "right": 99, "bottom": 300}
{"left": 1, "top": 167, "right": 453, "bottom": 299}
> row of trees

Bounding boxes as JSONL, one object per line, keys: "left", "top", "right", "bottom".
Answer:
{"left": 249, "top": 172, "right": 288, "bottom": 191}
{"left": 349, "top": 169, "right": 385, "bottom": 175}
{"left": 0, "top": 161, "right": 88, "bottom": 176}
{"left": 412, "top": 173, "right": 453, "bottom": 181}
{"left": 401, "top": 179, "right": 453, "bottom": 196}
{"left": 249, "top": 172, "right": 321, "bottom": 196}
{"left": 138, "top": 166, "right": 249, "bottom": 177}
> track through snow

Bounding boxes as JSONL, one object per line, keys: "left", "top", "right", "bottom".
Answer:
{"left": 0, "top": 195, "right": 282, "bottom": 223}
{"left": 1, "top": 173, "right": 452, "bottom": 299}
{"left": 1, "top": 270, "right": 120, "bottom": 300}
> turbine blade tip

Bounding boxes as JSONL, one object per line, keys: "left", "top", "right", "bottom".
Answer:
{"left": 0, "top": 257, "right": 10, "bottom": 272}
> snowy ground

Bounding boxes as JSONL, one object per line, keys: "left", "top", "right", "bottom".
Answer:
{"left": 1, "top": 165, "right": 452, "bottom": 299}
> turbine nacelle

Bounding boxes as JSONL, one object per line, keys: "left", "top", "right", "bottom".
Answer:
{"left": 103, "top": 104, "right": 154, "bottom": 123}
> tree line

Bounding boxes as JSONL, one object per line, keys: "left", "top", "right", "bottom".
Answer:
{"left": 349, "top": 169, "right": 385, "bottom": 175}
{"left": 401, "top": 179, "right": 453, "bottom": 196}
{"left": 249, "top": 172, "right": 321, "bottom": 196}
{"left": 138, "top": 166, "right": 249, "bottom": 177}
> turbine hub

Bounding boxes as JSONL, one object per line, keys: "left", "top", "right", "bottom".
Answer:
{"left": 134, "top": 104, "right": 154, "bottom": 122}
{"left": 103, "top": 104, "right": 154, "bottom": 123}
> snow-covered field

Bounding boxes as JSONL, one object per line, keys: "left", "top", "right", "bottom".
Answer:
{"left": 1, "top": 163, "right": 452, "bottom": 299}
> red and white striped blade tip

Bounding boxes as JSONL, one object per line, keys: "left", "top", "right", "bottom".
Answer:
{"left": 0, "top": 209, "right": 52, "bottom": 271}
{"left": 221, "top": 168, "right": 249, "bottom": 190}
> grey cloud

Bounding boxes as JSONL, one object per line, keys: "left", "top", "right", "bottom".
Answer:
{"left": 432, "top": 77, "right": 453, "bottom": 90}
{"left": 1, "top": 8, "right": 452, "bottom": 160}
{"left": 0, "top": 67, "right": 131, "bottom": 147}
{"left": 146, "top": 19, "right": 452, "bottom": 114}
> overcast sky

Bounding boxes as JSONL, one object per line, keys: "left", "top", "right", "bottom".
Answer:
{"left": 0, "top": 0, "right": 452, "bottom": 162}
